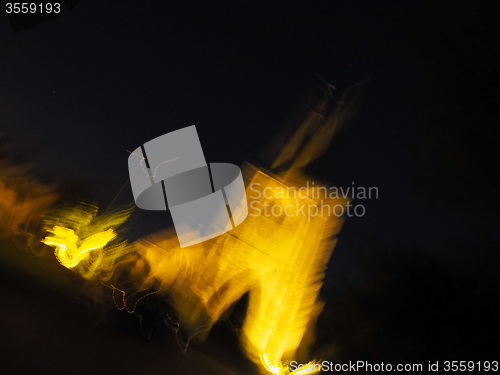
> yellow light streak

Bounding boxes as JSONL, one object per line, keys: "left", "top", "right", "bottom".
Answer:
{"left": 261, "top": 353, "right": 285, "bottom": 374}
{"left": 133, "top": 164, "right": 341, "bottom": 373}
{"left": 108, "top": 284, "right": 162, "bottom": 314}
{"left": 41, "top": 203, "right": 131, "bottom": 279}
{"left": 260, "top": 353, "right": 319, "bottom": 375}
{"left": 37, "top": 85, "right": 353, "bottom": 370}
{"left": 42, "top": 226, "right": 116, "bottom": 269}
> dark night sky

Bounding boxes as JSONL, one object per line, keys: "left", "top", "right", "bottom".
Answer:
{"left": 2, "top": 0, "right": 419, "bottom": 181}
{"left": 1, "top": 0, "right": 499, "bottom": 372}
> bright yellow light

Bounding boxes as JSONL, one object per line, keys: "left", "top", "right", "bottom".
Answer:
{"left": 43, "top": 226, "right": 116, "bottom": 269}
{"left": 30, "top": 83, "right": 355, "bottom": 373}
{"left": 134, "top": 164, "right": 347, "bottom": 371}
{"left": 39, "top": 86, "right": 349, "bottom": 370}
{"left": 41, "top": 202, "right": 131, "bottom": 279}
{"left": 261, "top": 353, "right": 285, "bottom": 374}
{"left": 260, "top": 353, "right": 319, "bottom": 375}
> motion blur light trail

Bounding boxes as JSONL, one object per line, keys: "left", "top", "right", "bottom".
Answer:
{"left": 261, "top": 353, "right": 319, "bottom": 374}
{"left": 36, "top": 81, "right": 364, "bottom": 373}
{"left": 42, "top": 202, "right": 132, "bottom": 280}
{"left": 134, "top": 163, "right": 346, "bottom": 373}
{"left": 43, "top": 226, "right": 116, "bottom": 269}
{"left": 131, "top": 83, "right": 362, "bottom": 373}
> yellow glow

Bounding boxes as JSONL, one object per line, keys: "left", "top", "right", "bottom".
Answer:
{"left": 260, "top": 353, "right": 319, "bottom": 375}
{"left": 41, "top": 202, "right": 131, "bottom": 279}
{"left": 43, "top": 226, "right": 116, "bottom": 269}
{"left": 38, "top": 87, "right": 350, "bottom": 371}
{"left": 134, "top": 163, "right": 347, "bottom": 371}
{"left": 261, "top": 353, "right": 286, "bottom": 374}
